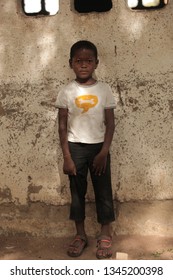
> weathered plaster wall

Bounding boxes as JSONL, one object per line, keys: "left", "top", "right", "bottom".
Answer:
{"left": 0, "top": 0, "right": 173, "bottom": 236}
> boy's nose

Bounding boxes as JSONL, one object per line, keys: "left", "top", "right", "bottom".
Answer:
{"left": 81, "top": 60, "right": 87, "bottom": 67}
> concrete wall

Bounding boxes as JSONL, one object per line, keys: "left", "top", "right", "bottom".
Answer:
{"left": 0, "top": 0, "right": 173, "bottom": 237}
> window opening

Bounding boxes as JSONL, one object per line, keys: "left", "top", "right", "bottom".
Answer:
{"left": 22, "top": 0, "right": 59, "bottom": 16}
{"left": 74, "top": 0, "right": 113, "bottom": 13}
{"left": 126, "top": 0, "right": 168, "bottom": 10}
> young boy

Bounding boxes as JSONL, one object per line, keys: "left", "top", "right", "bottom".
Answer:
{"left": 56, "top": 40, "right": 116, "bottom": 259}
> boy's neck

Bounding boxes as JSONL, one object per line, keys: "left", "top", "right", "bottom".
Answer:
{"left": 75, "top": 77, "right": 97, "bottom": 86}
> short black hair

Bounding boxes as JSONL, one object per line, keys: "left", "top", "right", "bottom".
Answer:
{"left": 70, "top": 40, "right": 98, "bottom": 60}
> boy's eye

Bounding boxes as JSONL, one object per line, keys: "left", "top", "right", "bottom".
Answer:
{"left": 76, "top": 59, "right": 93, "bottom": 64}
{"left": 76, "top": 59, "right": 81, "bottom": 63}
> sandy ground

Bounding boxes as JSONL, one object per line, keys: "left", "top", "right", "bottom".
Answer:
{"left": 0, "top": 234, "right": 173, "bottom": 260}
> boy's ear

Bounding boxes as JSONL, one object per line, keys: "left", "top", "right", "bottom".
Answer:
{"left": 95, "top": 59, "right": 99, "bottom": 68}
{"left": 69, "top": 59, "right": 72, "bottom": 68}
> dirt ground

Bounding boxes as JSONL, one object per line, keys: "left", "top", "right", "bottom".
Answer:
{"left": 0, "top": 234, "right": 173, "bottom": 260}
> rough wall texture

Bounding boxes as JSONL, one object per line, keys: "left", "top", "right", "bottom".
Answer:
{"left": 0, "top": 0, "right": 173, "bottom": 236}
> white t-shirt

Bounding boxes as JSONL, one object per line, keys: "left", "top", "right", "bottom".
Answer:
{"left": 56, "top": 80, "right": 116, "bottom": 144}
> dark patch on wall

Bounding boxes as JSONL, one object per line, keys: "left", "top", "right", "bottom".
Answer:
{"left": 125, "top": 97, "right": 139, "bottom": 112}
{"left": 0, "top": 102, "right": 5, "bottom": 116}
{"left": 0, "top": 80, "right": 57, "bottom": 154}
{"left": 0, "top": 187, "right": 12, "bottom": 201}
{"left": 0, "top": 200, "right": 117, "bottom": 237}
{"left": 136, "top": 81, "right": 148, "bottom": 88}
{"left": 40, "top": 101, "right": 55, "bottom": 108}
{"left": 117, "top": 83, "right": 125, "bottom": 109}
{"left": 148, "top": 101, "right": 157, "bottom": 107}
{"left": 168, "top": 100, "right": 173, "bottom": 111}
{"left": 28, "top": 184, "right": 43, "bottom": 194}
{"left": 28, "top": 176, "right": 32, "bottom": 182}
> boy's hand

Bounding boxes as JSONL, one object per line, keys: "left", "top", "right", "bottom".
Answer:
{"left": 63, "top": 157, "right": 76, "bottom": 176}
{"left": 92, "top": 152, "right": 107, "bottom": 176}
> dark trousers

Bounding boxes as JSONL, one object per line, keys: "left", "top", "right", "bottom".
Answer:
{"left": 68, "top": 142, "right": 115, "bottom": 225}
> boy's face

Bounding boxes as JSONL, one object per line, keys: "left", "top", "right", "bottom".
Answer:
{"left": 69, "top": 48, "right": 99, "bottom": 84}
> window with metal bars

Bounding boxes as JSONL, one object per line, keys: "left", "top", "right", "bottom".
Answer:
{"left": 22, "top": 0, "right": 59, "bottom": 16}
{"left": 126, "top": 0, "right": 168, "bottom": 10}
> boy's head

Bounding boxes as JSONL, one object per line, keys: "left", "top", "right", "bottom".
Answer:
{"left": 69, "top": 40, "right": 99, "bottom": 84}
{"left": 70, "top": 40, "right": 98, "bottom": 61}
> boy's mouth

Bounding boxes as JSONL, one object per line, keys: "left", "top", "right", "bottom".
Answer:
{"left": 80, "top": 70, "right": 89, "bottom": 74}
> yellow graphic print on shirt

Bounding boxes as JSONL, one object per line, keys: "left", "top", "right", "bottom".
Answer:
{"left": 75, "top": 95, "right": 98, "bottom": 113}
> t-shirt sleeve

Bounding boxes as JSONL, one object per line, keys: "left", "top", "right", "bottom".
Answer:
{"left": 105, "top": 84, "right": 116, "bottom": 109}
{"left": 55, "top": 88, "right": 68, "bottom": 109}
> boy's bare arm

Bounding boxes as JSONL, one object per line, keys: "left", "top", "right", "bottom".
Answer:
{"left": 101, "top": 108, "right": 115, "bottom": 154}
{"left": 93, "top": 108, "right": 115, "bottom": 175}
{"left": 58, "top": 108, "right": 76, "bottom": 175}
{"left": 58, "top": 108, "right": 70, "bottom": 157}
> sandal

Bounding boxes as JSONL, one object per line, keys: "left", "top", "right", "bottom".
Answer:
{"left": 96, "top": 235, "right": 112, "bottom": 259}
{"left": 67, "top": 235, "right": 88, "bottom": 257}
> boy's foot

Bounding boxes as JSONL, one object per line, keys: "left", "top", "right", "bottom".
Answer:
{"left": 67, "top": 235, "right": 88, "bottom": 257}
{"left": 96, "top": 235, "right": 112, "bottom": 259}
